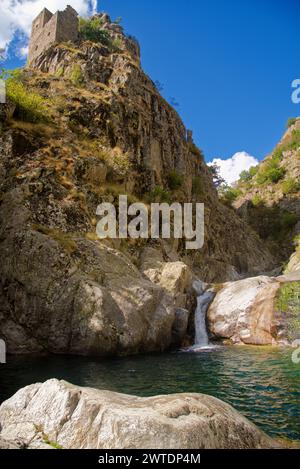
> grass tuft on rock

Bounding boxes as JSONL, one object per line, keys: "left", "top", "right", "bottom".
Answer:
{"left": 4, "top": 70, "right": 49, "bottom": 123}
{"left": 276, "top": 282, "right": 300, "bottom": 341}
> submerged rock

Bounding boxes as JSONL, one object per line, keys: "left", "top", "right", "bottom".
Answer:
{"left": 0, "top": 379, "right": 279, "bottom": 449}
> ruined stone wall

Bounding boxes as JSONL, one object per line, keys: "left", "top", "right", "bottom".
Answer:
{"left": 31, "top": 8, "right": 53, "bottom": 40}
{"left": 56, "top": 9, "right": 79, "bottom": 43}
{"left": 28, "top": 13, "right": 57, "bottom": 65}
{"left": 28, "top": 6, "right": 78, "bottom": 65}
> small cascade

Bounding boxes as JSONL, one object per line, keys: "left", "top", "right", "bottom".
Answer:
{"left": 193, "top": 281, "right": 215, "bottom": 349}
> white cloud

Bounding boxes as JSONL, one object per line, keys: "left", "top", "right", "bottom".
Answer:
{"left": 208, "top": 151, "right": 259, "bottom": 186}
{"left": 18, "top": 45, "right": 29, "bottom": 58}
{"left": 0, "top": 0, "right": 97, "bottom": 55}
{"left": 91, "top": 0, "right": 97, "bottom": 14}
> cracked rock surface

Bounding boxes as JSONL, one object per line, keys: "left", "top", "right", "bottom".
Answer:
{"left": 0, "top": 379, "right": 279, "bottom": 449}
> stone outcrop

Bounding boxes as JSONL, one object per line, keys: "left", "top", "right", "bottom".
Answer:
{"left": 0, "top": 379, "right": 279, "bottom": 449}
{"left": 234, "top": 119, "right": 300, "bottom": 263}
{"left": 141, "top": 248, "right": 193, "bottom": 306}
{"left": 208, "top": 272, "right": 300, "bottom": 345}
{"left": 286, "top": 251, "right": 300, "bottom": 274}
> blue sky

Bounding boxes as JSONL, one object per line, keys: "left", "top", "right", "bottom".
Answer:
{"left": 1, "top": 0, "right": 300, "bottom": 168}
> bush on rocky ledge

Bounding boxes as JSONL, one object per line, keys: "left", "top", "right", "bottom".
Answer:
{"left": 79, "top": 17, "right": 111, "bottom": 46}
{"left": 281, "top": 178, "right": 300, "bottom": 195}
{"left": 4, "top": 70, "right": 48, "bottom": 123}
{"left": 219, "top": 186, "right": 241, "bottom": 206}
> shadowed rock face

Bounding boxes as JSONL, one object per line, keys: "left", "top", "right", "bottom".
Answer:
{"left": 0, "top": 379, "right": 279, "bottom": 449}
{"left": 0, "top": 194, "right": 177, "bottom": 355}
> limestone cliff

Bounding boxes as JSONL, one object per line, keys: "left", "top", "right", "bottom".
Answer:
{"left": 0, "top": 13, "right": 275, "bottom": 355}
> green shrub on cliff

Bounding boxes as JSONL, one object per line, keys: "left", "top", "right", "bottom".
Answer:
{"left": 167, "top": 171, "right": 183, "bottom": 190}
{"left": 287, "top": 117, "right": 298, "bottom": 128}
{"left": 146, "top": 186, "right": 171, "bottom": 203}
{"left": 111, "top": 37, "right": 123, "bottom": 52}
{"left": 219, "top": 186, "right": 241, "bottom": 206}
{"left": 69, "top": 64, "right": 84, "bottom": 87}
{"left": 256, "top": 162, "right": 285, "bottom": 185}
{"left": 271, "top": 128, "right": 300, "bottom": 160}
{"left": 286, "top": 129, "right": 300, "bottom": 152}
{"left": 281, "top": 178, "right": 300, "bottom": 195}
{"left": 5, "top": 71, "right": 48, "bottom": 123}
{"left": 79, "top": 17, "right": 111, "bottom": 46}
{"left": 238, "top": 166, "right": 259, "bottom": 185}
{"left": 252, "top": 195, "right": 263, "bottom": 206}
{"left": 239, "top": 169, "right": 252, "bottom": 182}
{"left": 272, "top": 147, "right": 284, "bottom": 163}
{"left": 251, "top": 128, "right": 300, "bottom": 187}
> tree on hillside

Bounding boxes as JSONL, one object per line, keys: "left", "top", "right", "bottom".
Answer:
{"left": 154, "top": 80, "right": 164, "bottom": 92}
{"left": 208, "top": 163, "right": 226, "bottom": 188}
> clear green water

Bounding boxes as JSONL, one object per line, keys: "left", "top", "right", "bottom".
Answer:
{"left": 1, "top": 347, "right": 300, "bottom": 441}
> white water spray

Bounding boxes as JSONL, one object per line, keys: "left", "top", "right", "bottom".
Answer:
{"left": 193, "top": 281, "right": 215, "bottom": 348}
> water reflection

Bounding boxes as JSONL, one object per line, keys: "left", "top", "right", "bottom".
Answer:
{"left": 0, "top": 347, "right": 299, "bottom": 440}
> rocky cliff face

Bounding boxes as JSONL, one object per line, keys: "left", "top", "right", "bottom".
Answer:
{"left": 234, "top": 119, "right": 300, "bottom": 262}
{"left": 0, "top": 14, "right": 275, "bottom": 355}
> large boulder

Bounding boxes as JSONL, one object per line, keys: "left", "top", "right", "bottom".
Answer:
{"left": 141, "top": 248, "right": 193, "bottom": 307}
{"left": 0, "top": 379, "right": 278, "bottom": 449}
{"left": 208, "top": 274, "right": 300, "bottom": 345}
{"left": 140, "top": 249, "right": 193, "bottom": 343}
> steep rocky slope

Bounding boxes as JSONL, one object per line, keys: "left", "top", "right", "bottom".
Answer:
{"left": 0, "top": 14, "right": 275, "bottom": 355}
{"left": 234, "top": 119, "right": 300, "bottom": 264}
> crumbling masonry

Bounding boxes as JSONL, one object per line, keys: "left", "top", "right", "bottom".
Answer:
{"left": 28, "top": 5, "right": 78, "bottom": 65}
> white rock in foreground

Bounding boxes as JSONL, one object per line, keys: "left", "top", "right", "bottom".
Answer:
{"left": 0, "top": 379, "right": 279, "bottom": 449}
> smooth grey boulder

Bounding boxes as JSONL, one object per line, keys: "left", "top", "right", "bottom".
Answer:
{"left": 0, "top": 379, "right": 279, "bottom": 449}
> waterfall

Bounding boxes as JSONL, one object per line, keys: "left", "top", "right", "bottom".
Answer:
{"left": 193, "top": 281, "right": 215, "bottom": 348}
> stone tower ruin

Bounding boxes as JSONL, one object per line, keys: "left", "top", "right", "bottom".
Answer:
{"left": 28, "top": 5, "right": 78, "bottom": 65}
